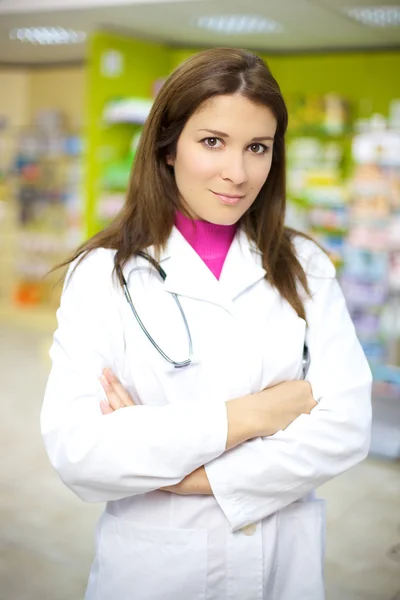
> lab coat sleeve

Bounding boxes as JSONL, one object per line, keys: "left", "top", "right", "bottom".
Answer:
{"left": 41, "top": 249, "right": 228, "bottom": 503}
{"left": 205, "top": 240, "right": 372, "bottom": 532}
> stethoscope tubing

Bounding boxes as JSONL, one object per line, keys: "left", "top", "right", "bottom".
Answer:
{"left": 119, "top": 255, "right": 310, "bottom": 376}
{"left": 121, "top": 259, "right": 193, "bottom": 368}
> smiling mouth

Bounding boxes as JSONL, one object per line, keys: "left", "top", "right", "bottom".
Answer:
{"left": 211, "top": 190, "right": 244, "bottom": 206}
{"left": 211, "top": 191, "right": 244, "bottom": 199}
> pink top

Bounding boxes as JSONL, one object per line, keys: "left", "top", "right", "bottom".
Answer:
{"left": 175, "top": 211, "right": 237, "bottom": 280}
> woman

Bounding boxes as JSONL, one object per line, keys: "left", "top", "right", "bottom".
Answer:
{"left": 41, "top": 48, "right": 372, "bottom": 600}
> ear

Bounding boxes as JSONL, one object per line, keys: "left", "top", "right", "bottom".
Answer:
{"left": 166, "top": 154, "right": 175, "bottom": 167}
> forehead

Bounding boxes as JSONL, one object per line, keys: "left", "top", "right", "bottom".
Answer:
{"left": 186, "top": 94, "right": 277, "bottom": 135}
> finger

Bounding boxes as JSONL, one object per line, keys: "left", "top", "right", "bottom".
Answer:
{"left": 99, "top": 370, "right": 136, "bottom": 411}
{"left": 100, "top": 400, "right": 114, "bottom": 415}
{"left": 100, "top": 374, "right": 125, "bottom": 410}
{"left": 103, "top": 368, "right": 136, "bottom": 407}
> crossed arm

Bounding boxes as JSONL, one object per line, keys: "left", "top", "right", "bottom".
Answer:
{"left": 100, "top": 367, "right": 228, "bottom": 496}
{"left": 99, "top": 367, "right": 318, "bottom": 496}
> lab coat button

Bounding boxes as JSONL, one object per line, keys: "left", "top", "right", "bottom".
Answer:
{"left": 241, "top": 523, "right": 257, "bottom": 536}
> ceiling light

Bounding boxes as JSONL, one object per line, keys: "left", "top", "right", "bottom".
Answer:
{"left": 344, "top": 6, "right": 400, "bottom": 27}
{"left": 194, "top": 14, "right": 283, "bottom": 34}
{"left": 9, "top": 27, "right": 86, "bottom": 45}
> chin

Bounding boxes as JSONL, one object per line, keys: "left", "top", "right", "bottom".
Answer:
{"left": 199, "top": 208, "right": 243, "bottom": 227}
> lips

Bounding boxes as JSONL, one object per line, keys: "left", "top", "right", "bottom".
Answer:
{"left": 211, "top": 191, "right": 244, "bottom": 206}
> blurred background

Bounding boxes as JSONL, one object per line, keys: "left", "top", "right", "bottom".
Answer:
{"left": 0, "top": 0, "right": 399, "bottom": 599}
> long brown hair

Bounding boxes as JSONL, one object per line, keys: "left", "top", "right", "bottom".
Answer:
{"left": 58, "top": 47, "right": 311, "bottom": 318}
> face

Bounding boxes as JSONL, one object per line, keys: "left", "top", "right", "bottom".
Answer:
{"left": 168, "top": 94, "right": 277, "bottom": 225}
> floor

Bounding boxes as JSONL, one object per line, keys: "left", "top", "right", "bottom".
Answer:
{"left": 1, "top": 323, "right": 399, "bottom": 600}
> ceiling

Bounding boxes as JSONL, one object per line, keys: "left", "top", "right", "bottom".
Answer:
{"left": 0, "top": 0, "right": 399, "bottom": 65}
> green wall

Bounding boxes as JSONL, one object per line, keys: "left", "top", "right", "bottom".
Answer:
{"left": 266, "top": 51, "right": 400, "bottom": 118}
{"left": 169, "top": 48, "right": 400, "bottom": 119}
{"left": 86, "top": 31, "right": 169, "bottom": 236}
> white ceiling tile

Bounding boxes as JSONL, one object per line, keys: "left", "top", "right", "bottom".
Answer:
{"left": 0, "top": 0, "right": 398, "bottom": 64}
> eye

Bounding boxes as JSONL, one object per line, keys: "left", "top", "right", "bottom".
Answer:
{"left": 248, "top": 143, "right": 269, "bottom": 155}
{"left": 201, "top": 137, "right": 223, "bottom": 149}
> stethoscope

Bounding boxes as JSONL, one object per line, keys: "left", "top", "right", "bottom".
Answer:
{"left": 119, "top": 252, "right": 193, "bottom": 369}
{"left": 119, "top": 252, "right": 310, "bottom": 378}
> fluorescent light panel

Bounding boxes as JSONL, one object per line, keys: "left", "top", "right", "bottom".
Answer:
{"left": 194, "top": 14, "right": 283, "bottom": 34}
{"left": 344, "top": 6, "right": 400, "bottom": 27}
{"left": 9, "top": 27, "right": 86, "bottom": 45}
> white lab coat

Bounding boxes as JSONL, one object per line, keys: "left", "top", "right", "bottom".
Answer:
{"left": 41, "top": 227, "right": 372, "bottom": 600}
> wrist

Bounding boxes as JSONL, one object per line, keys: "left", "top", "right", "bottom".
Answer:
{"left": 194, "top": 467, "right": 212, "bottom": 495}
{"left": 179, "top": 467, "right": 212, "bottom": 495}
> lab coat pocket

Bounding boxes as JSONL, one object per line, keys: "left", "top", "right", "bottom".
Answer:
{"left": 272, "top": 499, "right": 326, "bottom": 600}
{"left": 94, "top": 511, "right": 208, "bottom": 600}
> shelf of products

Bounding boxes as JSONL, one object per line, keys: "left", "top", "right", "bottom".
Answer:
{"left": 1, "top": 110, "right": 84, "bottom": 312}
{"left": 345, "top": 130, "right": 400, "bottom": 365}
{"left": 344, "top": 128, "right": 400, "bottom": 458}
{"left": 285, "top": 94, "right": 400, "bottom": 459}
{"left": 285, "top": 93, "right": 352, "bottom": 272}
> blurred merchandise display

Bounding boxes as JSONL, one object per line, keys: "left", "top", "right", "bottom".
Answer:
{"left": 287, "top": 93, "right": 352, "bottom": 136}
{"left": 0, "top": 171, "right": 17, "bottom": 308}
{"left": 344, "top": 130, "right": 400, "bottom": 369}
{"left": 286, "top": 93, "right": 352, "bottom": 271}
{"left": 285, "top": 93, "right": 400, "bottom": 459}
{"left": 341, "top": 129, "right": 400, "bottom": 459}
{"left": 8, "top": 110, "right": 84, "bottom": 309}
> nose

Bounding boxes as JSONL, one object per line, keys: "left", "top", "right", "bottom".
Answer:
{"left": 220, "top": 151, "right": 248, "bottom": 186}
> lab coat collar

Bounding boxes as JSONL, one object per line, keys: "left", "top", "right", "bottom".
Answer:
{"left": 124, "top": 226, "right": 266, "bottom": 309}
{"left": 219, "top": 229, "right": 266, "bottom": 302}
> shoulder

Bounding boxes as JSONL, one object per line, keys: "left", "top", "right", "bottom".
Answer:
{"left": 291, "top": 234, "right": 336, "bottom": 280}
{"left": 64, "top": 248, "right": 117, "bottom": 292}
{"left": 54, "top": 249, "right": 125, "bottom": 353}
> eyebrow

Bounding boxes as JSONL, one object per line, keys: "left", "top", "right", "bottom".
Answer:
{"left": 198, "top": 129, "right": 274, "bottom": 142}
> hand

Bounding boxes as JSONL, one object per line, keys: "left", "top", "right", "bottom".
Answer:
{"left": 99, "top": 368, "right": 136, "bottom": 414}
{"left": 254, "top": 380, "right": 317, "bottom": 437}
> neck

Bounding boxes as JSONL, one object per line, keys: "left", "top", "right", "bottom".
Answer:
{"left": 174, "top": 211, "right": 237, "bottom": 280}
